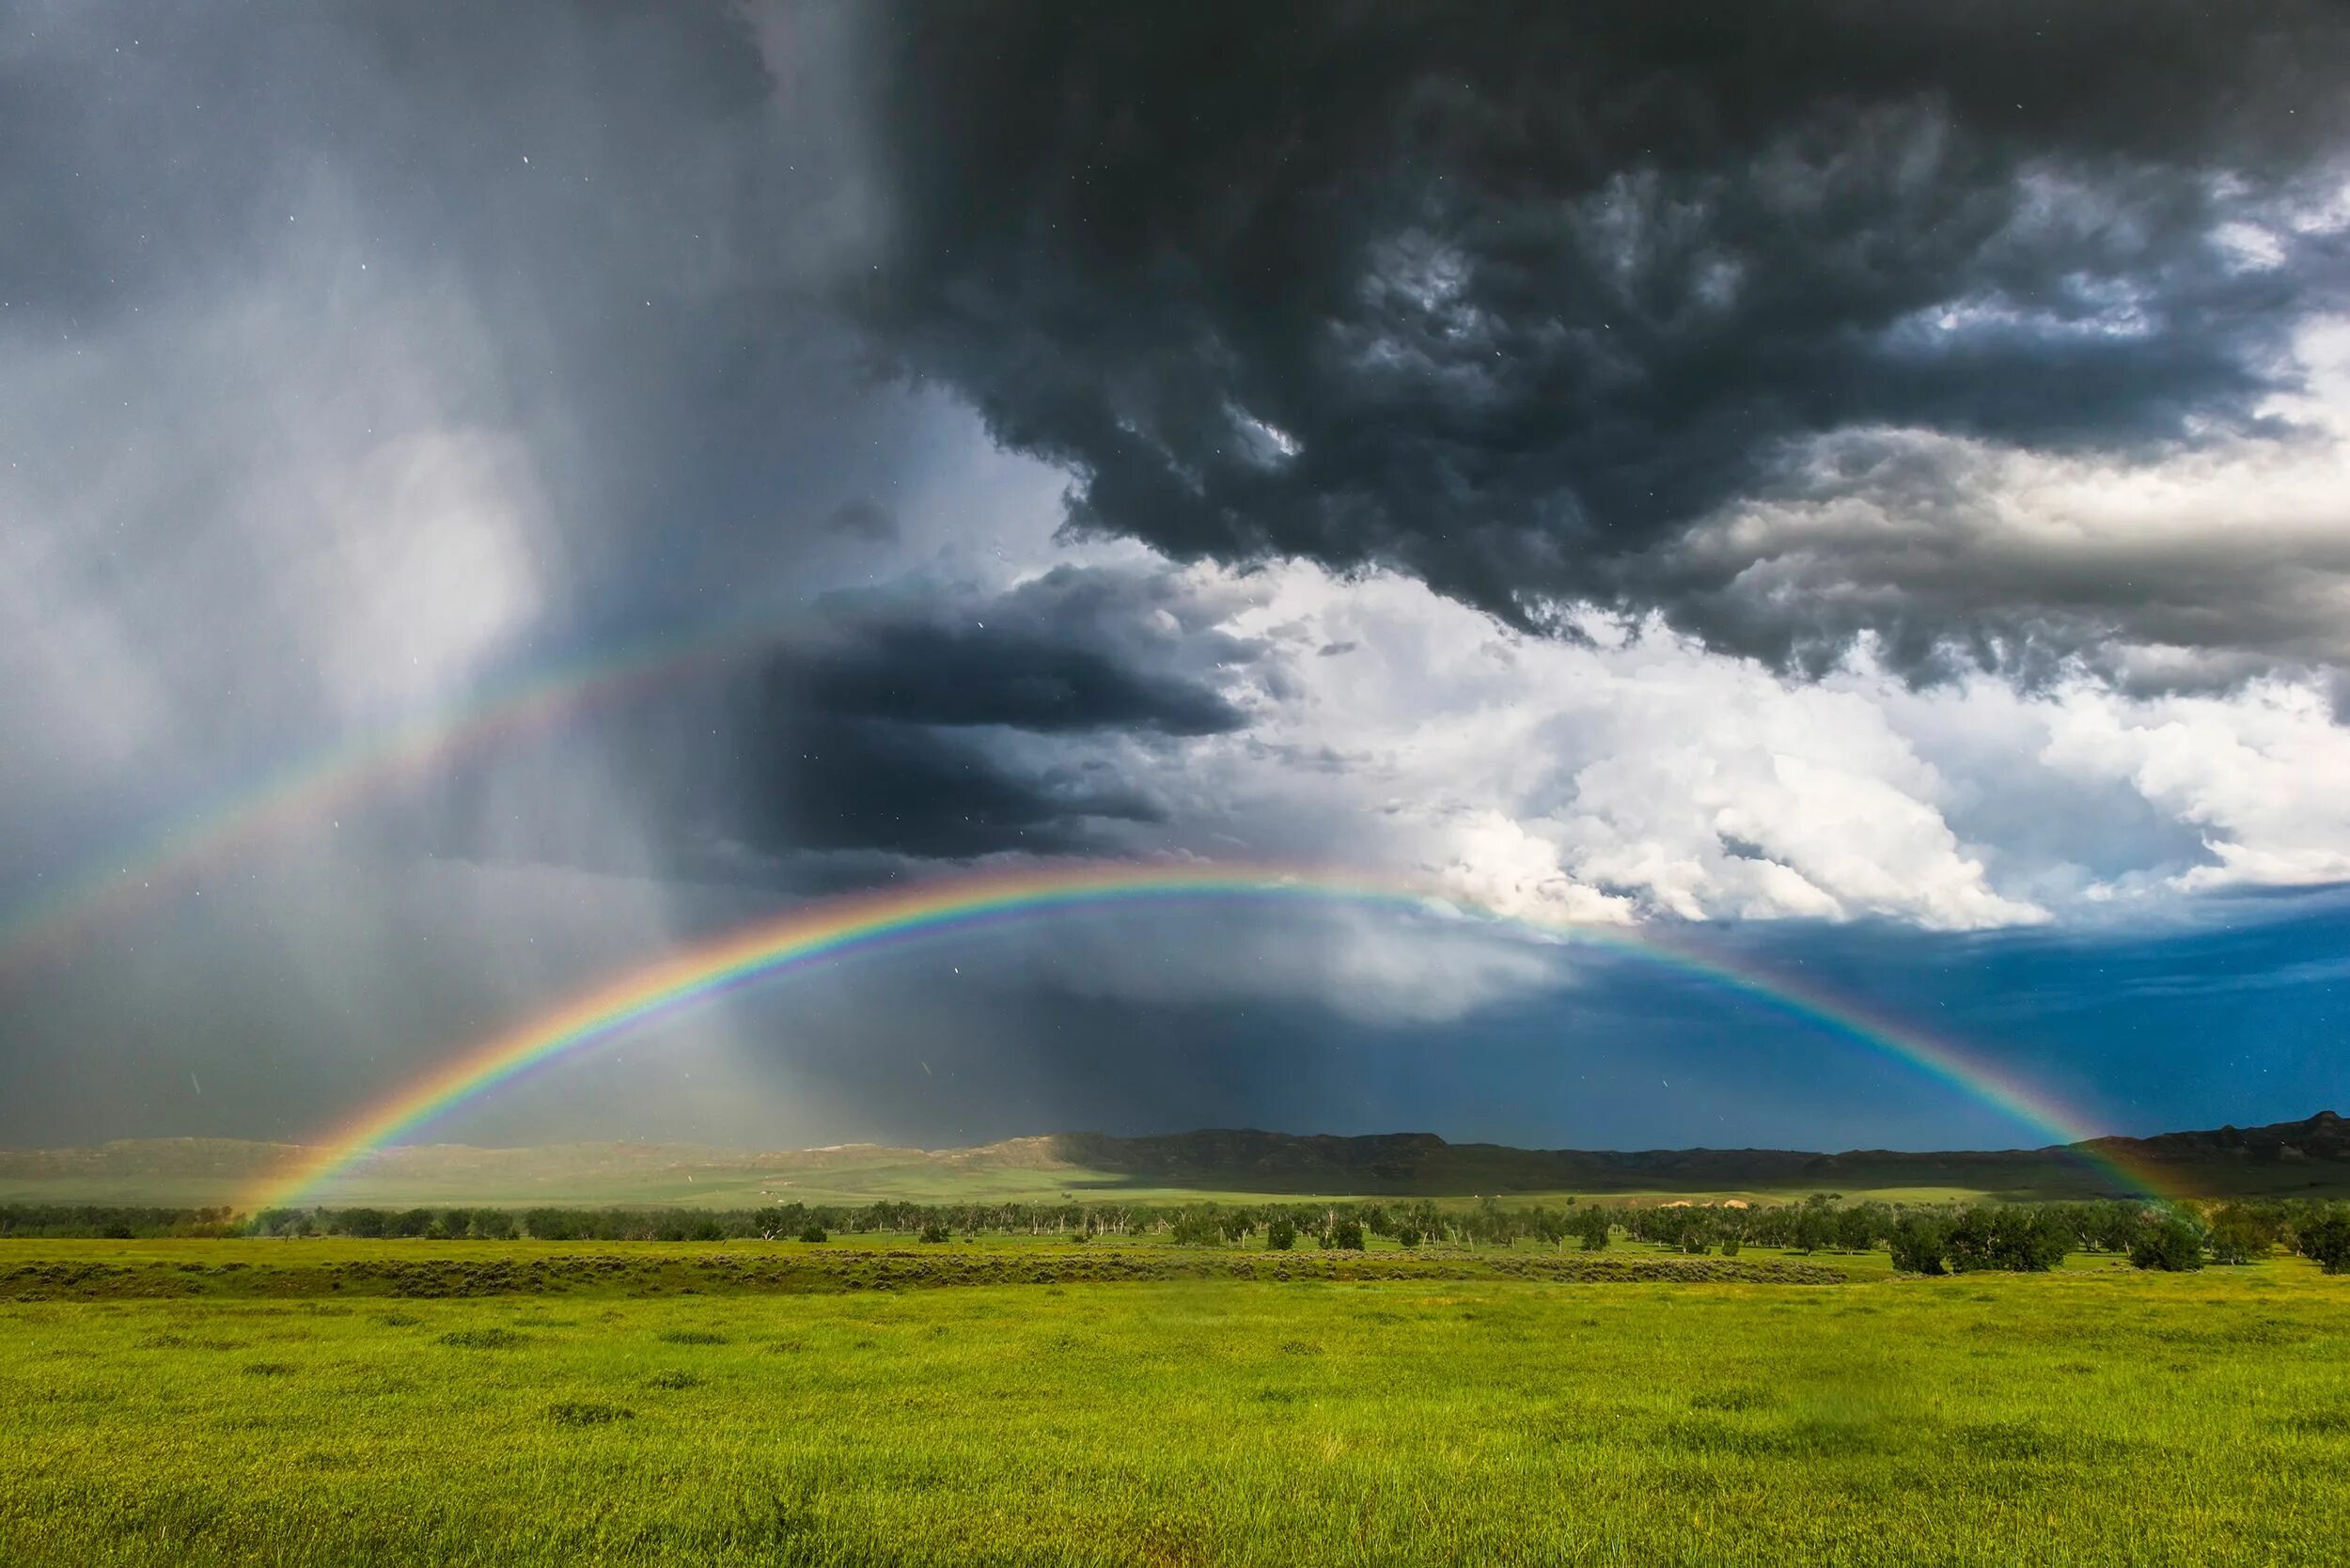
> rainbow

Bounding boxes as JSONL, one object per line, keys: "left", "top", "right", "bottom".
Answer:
{"left": 252, "top": 863, "right": 2170, "bottom": 1209}
{"left": 0, "top": 614, "right": 789, "bottom": 985}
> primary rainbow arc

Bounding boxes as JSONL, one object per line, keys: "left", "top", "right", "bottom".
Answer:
{"left": 254, "top": 863, "right": 2168, "bottom": 1210}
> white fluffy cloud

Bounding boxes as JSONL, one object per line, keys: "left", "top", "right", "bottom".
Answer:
{"left": 2040, "top": 680, "right": 2350, "bottom": 895}
{"left": 1145, "top": 564, "right": 2042, "bottom": 929}
{"left": 1039, "top": 555, "right": 2350, "bottom": 932}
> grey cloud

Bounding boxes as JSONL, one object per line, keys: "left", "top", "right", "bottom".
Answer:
{"left": 727, "top": 567, "right": 1254, "bottom": 859}
{"left": 404, "top": 565, "right": 1256, "bottom": 876}
{"left": 792, "top": 623, "right": 1243, "bottom": 735}
{"left": 783, "top": 564, "right": 1256, "bottom": 737}
{"left": 840, "top": 0, "right": 2350, "bottom": 680}
{"left": 1653, "top": 426, "right": 2350, "bottom": 689}
{"left": 824, "top": 498, "right": 901, "bottom": 541}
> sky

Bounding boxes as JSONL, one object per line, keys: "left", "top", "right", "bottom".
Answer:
{"left": 2, "top": 0, "right": 2347, "bottom": 1155}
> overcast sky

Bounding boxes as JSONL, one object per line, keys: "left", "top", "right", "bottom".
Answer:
{"left": 3, "top": 1, "right": 2346, "bottom": 1153}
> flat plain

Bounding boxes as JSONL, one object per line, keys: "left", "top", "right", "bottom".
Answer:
{"left": 3, "top": 1239, "right": 2343, "bottom": 1566}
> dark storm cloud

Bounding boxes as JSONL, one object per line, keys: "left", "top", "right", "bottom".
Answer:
{"left": 733, "top": 714, "right": 1162, "bottom": 860}
{"left": 469, "top": 566, "right": 1256, "bottom": 873}
{"left": 737, "top": 567, "right": 1252, "bottom": 858}
{"left": 787, "top": 567, "right": 1251, "bottom": 737}
{"left": 845, "top": 0, "right": 2350, "bottom": 678}
{"left": 794, "top": 623, "right": 1242, "bottom": 734}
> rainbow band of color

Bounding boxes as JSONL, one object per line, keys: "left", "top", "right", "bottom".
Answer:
{"left": 0, "top": 609, "right": 800, "bottom": 983}
{"left": 254, "top": 864, "right": 2169, "bottom": 1209}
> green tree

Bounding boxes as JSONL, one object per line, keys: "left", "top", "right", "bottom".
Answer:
{"left": 2295, "top": 1210, "right": 2350, "bottom": 1274}
{"left": 2204, "top": 1204, "right": 2276, "bottom": 1264}
{"left": 1264, "top": 1215, "right": 1297, "bottom": 1251}
{"left": 1888, "top": 1215, "right": 1949, "bottom": 1275}
{"left": 2130, "top": 1211, "right": 2207, "bottom": 1272}
{"left": 1168, "top": 1210, "right": 1224, "bottom": 1247}
{"left": 1945, "top": 1207, "right": 2069, "bottom": 1273}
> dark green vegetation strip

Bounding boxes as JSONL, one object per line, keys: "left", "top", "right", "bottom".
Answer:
{"left": 1, "top": 1264, "right": 2343, "bottom": 1566}
{"left": 0, "top": 1247, "right": 1845, "bottom": 1301}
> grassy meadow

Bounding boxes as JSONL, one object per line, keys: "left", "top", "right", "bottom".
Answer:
{"left": 0, "top": 1149, "right": 2021, "bottom": 1211}
{"left": 3, "top": 1238, "right": 2345, "bottom": 1566}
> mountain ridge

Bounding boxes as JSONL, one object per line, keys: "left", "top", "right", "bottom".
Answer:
{"left": 0, "top": 1112, "right": 2341, "bottom": 1204}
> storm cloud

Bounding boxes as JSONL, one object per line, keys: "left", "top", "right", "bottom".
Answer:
{"left": 494, "top": 566, "right": 1263, "bottom": 874}
{"left": 844, "top": 0, "right": 2350, "bottom": 681}
{"left": 731, "top": 572, "right": 1253, "bottom": 860}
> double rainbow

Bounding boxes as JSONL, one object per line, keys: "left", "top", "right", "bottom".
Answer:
{"left": 252, "top": 863, "right": 2167, "bottom": 1209}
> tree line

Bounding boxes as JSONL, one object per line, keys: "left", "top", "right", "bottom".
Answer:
{"left": 7, "top": 1193, "right": 2347, "bottom": 1273}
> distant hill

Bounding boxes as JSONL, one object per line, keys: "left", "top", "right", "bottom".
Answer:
{"left": 995, "top": 1112, "right": 2350, "bottom": 1200}
{"left": 1, "top": 1113, "right": 2342, "bottom": 1207}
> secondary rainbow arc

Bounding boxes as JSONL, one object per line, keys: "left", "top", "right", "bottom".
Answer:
{"left": 0, "top": 609, "right": 797, "bottom": 983}
{"left": 252, "top": 864, "right": 2170, "bottom": 1210}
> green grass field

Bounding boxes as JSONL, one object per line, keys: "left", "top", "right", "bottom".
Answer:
{"left": 3, "top": 1240, "right": 2344, "bottom": 1565}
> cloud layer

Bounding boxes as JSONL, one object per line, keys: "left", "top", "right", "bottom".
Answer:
{"left": 848, "top": 0, "right": 2350, "bottom": 682}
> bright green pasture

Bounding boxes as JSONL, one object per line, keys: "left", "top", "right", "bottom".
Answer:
{"left": 2, "top": 1256, "right": 2343, "bottom": 1566}
{"left": 0, "top": 1231, "right": 1894, "bottom": 1271}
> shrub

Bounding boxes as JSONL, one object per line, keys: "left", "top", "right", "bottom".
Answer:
{"left": 1324, "top": 1218, "right": 1366, "bottom": 1251}
{"left": 918, "top": 1222, "right": 950, "bottom": 1244}
{"left": 2129, "top": 1212, "right": 2207, "bottom": 1272}
{"left": 1264, "top": 1216, "right": 1296, "bottom": 1251}
{"left": 1396, "top": 1225, "right": 1422, "bottom": 1247}
{"left": 797, "top": 1225, "right": 828, "bottom": 1244}
{"left": 1574, "top": 1209, "right": 1612, "bottom": 1252}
